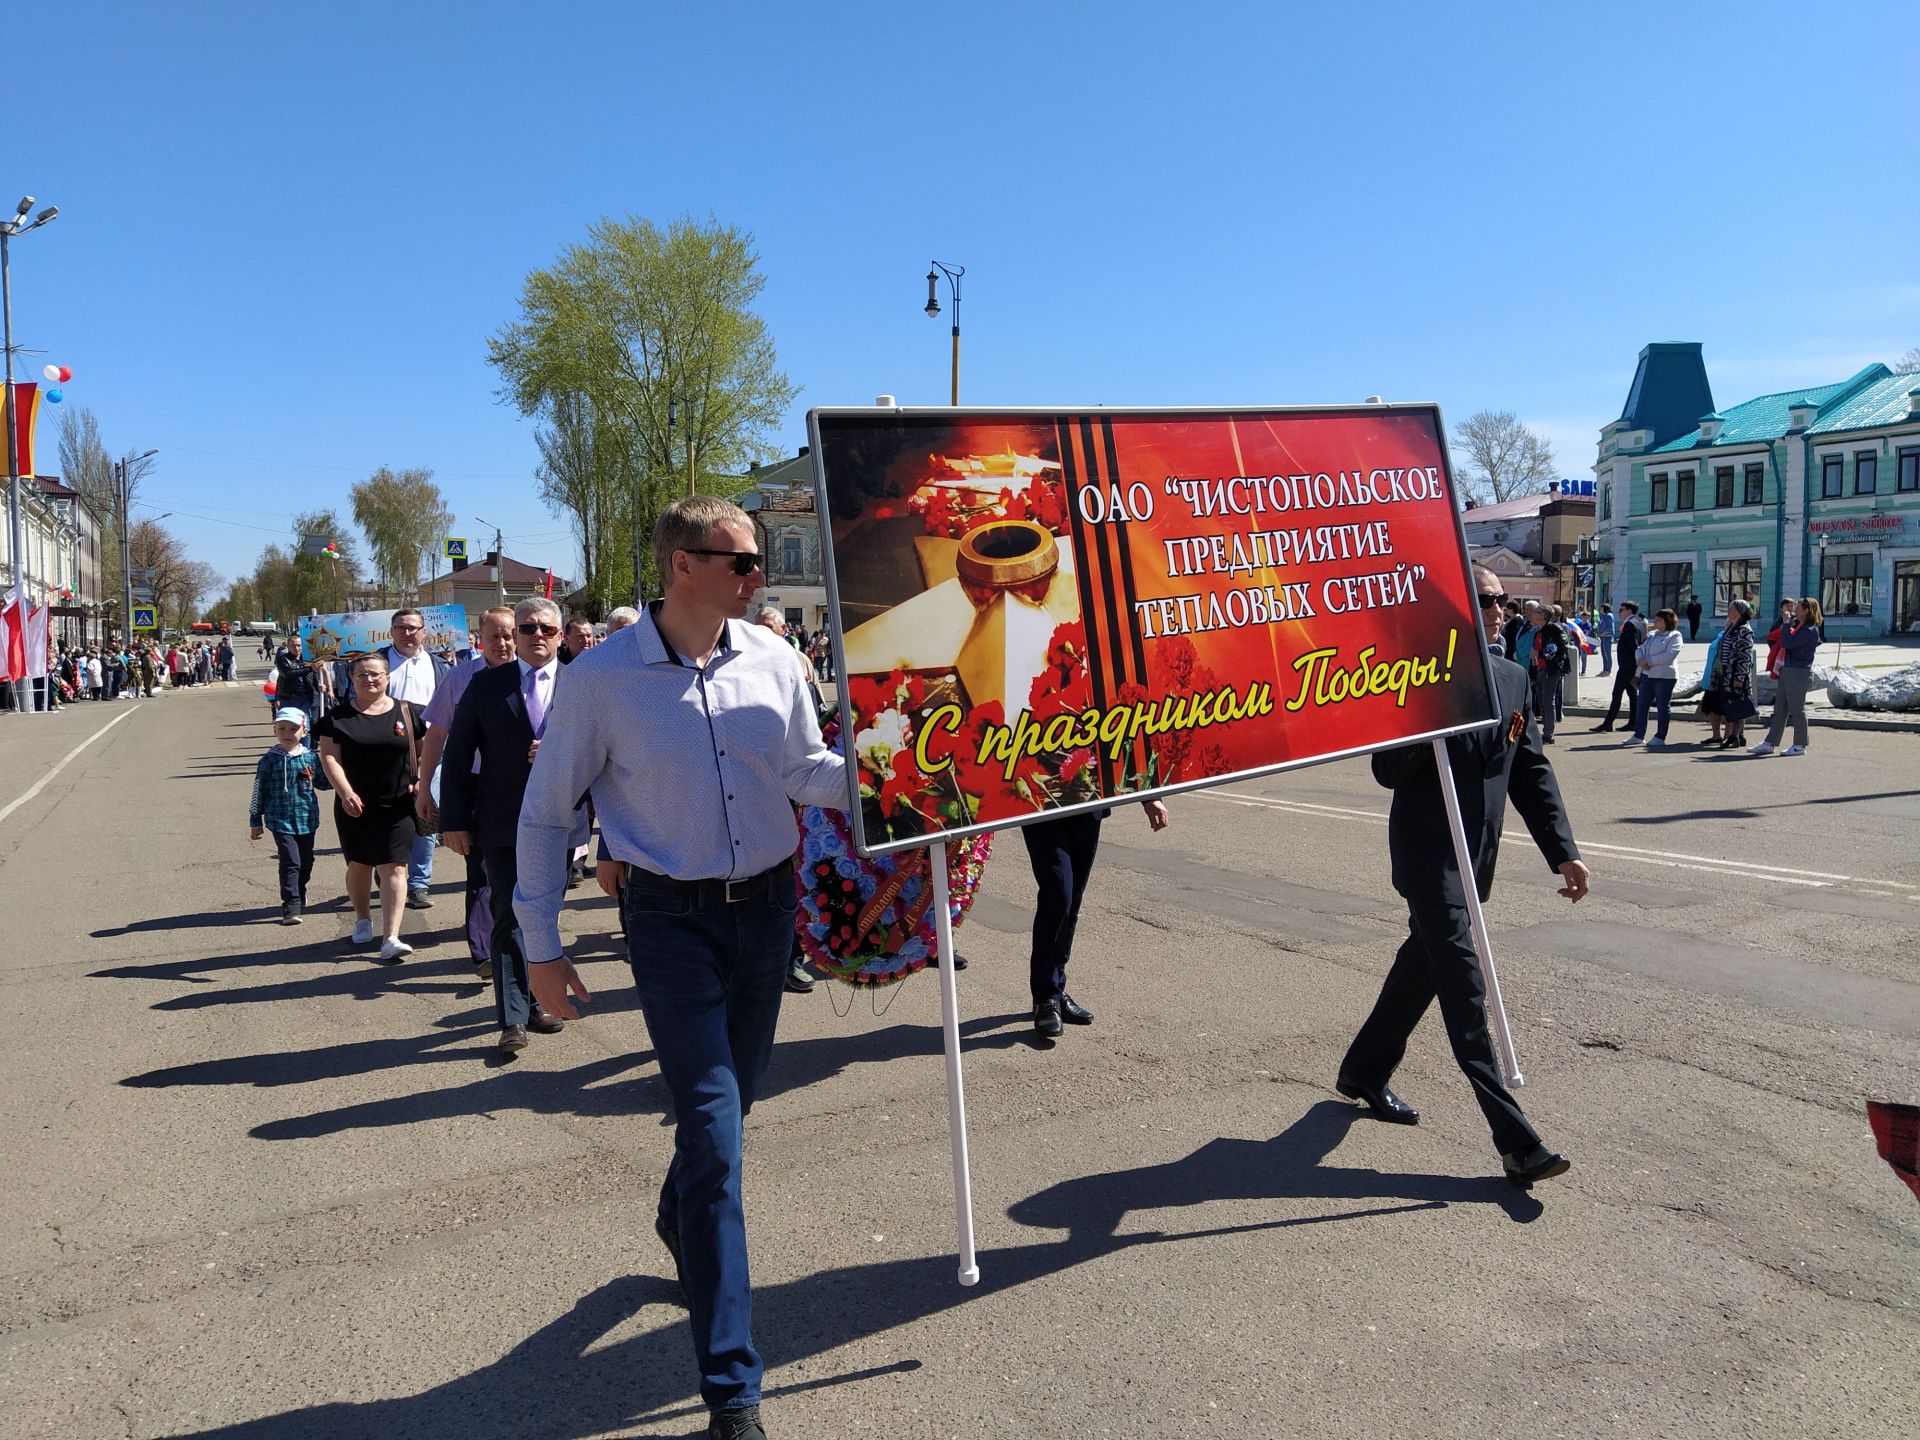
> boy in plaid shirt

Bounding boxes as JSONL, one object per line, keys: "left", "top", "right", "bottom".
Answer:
{"left": 250, "top": 706, "right": 323, "bottom": 924}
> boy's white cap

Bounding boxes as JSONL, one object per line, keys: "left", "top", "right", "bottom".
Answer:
{"left": 273, "top": 707, "right": 309, "bottom": 728}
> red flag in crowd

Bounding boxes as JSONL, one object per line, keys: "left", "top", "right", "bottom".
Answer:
{"left": 1867, "top": 1100, "right": 1920, "bottom": 1203}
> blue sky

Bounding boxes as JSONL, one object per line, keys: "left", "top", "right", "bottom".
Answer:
{"left": 11, "top": 0, "right": 1917, "bottom": 589}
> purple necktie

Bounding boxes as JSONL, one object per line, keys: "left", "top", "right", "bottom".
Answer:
{"left": 524, "top": 666, "right": 549, "bottom": 737}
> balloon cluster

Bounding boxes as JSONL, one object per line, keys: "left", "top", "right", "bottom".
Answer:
{"left": 322, "top": 541, "right": 342, "bottom": 562}
{"left": 41, "top": 363, "right": 72, "bottom": 403}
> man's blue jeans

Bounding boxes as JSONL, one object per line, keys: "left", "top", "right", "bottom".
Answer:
{"left": 624, "top": 862, "right": 795, "bottom": 1415}
{"left": 407, "top": 769, "right": 438, "bottom": 893}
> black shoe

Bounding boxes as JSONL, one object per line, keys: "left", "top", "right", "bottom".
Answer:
{"left": 1502, "top": 1145, "right": 1572, "bottom": 1188}
{"left": 1334, "top": 1074, "right": 1420, "bottom": 1125}
{"left": 1591, "top": 724, "right": 1613, "bottom": 733}
{"left": 1059, "top": 994, "right": 1094, "bottom": 1025}
{"left": 785, "top": 961, "right": 816, "bottom": 995}
{"left": 526, "top": 1008, "right": 565, "bottom": 1035}
{"left": 654, "top": 1212, "right": 687, "bottom": 1303}
{"left": 932, "top": 951, "right": 968, "bottom": 971}
{"left": 1033, "top": 999, "right": 1063, "bottom": 1039}
{"left": 405, "top": 888, "right": 432, "bottom": 910}
{"left": 498, "top": 1025, "right": 529, "bottom": 1054}
{"left": 707, "top": 1405, "right": 766, "bottom": 1440}
{"left": 1543, "top": 735, "right": 1555, "bottom": 745}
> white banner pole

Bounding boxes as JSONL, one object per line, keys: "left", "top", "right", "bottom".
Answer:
{"left": 929, "top": 844, "right": 981, "bottom": 1285}
{"left": 1430, "top": 737, "right": 1524, "bottom": 1087}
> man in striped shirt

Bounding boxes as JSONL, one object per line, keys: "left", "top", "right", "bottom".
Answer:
{"left": 516, "top": 496, "right": 847, "bottom": 1440}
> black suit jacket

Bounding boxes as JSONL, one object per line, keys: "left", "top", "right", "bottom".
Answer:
{"left": 1371, "top": 653, "right": 1579, "bottom": 908}
{"left": 439, "top": 661, "right": 539, "bottom": 852}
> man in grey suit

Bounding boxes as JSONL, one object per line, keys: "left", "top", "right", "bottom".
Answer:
{"left": 1336, "top": 566, "right": 1591, "bottom": 1188}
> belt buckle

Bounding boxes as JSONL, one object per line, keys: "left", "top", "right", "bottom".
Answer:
{"left": 724, "top": 876, "right": 752, "bottom": 904}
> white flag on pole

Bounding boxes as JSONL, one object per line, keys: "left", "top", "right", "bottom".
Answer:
{"left": 26, "top": 603, "right": 51, "bottom": 678}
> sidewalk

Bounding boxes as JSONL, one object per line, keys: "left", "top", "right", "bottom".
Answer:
{"left": 1566, "top": 633, "right": 1920, "bottom": 732}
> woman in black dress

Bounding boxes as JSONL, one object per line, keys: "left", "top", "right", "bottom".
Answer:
{"left": 315, "top": 651, "right": 425, "bottom": 962}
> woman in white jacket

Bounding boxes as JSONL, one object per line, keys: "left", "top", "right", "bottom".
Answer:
{"left": 1625, "top": 607, "right": 1683, "bottom": 748}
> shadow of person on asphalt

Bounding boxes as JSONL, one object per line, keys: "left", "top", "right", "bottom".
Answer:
{"left": 156, "top": 1102, "right": 1528, "bottom": 1439}
{"left": 1007, "top": 1099, "right": 1543, "bottom": 1240}
{"left": 225, "top": 1013, "right": 1036, "bottom": 1142}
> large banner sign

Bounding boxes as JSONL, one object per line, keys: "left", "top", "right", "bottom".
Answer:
{"left": 810, "top": 405, "right": 1499, "bottom": 858}
{"left": 298, "top": 603, "right": 467, "bottom": 660}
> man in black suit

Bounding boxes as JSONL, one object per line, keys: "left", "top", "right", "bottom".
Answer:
{"left": 1336, "top": 566, "right": 1591, "bottom": 1188}
{"left": 1595, "top": 601, "right": 1641, "bottom": 731}
{"left": 440, "top": 596, "right": 572, "bottom": 1055}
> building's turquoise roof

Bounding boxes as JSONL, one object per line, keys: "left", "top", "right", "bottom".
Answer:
{"left": 1649, "top": 382, "right": 1845, "bottom": 454}
{"left": 1806, "top": 370, "right": 1920, "bottom": 435}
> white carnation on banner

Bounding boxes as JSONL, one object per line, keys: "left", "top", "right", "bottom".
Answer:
{"left": 854, "top": 708, "right": 911, "bottom": 774}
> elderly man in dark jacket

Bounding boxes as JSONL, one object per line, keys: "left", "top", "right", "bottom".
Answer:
{"left": 1336, "top": 566, "right": 1591, "bottom": 1188}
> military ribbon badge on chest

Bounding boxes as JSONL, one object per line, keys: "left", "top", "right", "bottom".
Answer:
{"left": 1506, "top": 709, "right": 1526, "bottom": 744}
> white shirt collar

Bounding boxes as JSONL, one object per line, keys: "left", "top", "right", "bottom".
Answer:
{"left": 516, "top": 657, "right": 559, "bottom": 684}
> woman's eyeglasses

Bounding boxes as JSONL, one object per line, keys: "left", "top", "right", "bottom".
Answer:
{"left": 684, "top": 548, "right": 762, "bottom": 577}
{"left": 517, "top": 623, "right": 561, "bottom": 637}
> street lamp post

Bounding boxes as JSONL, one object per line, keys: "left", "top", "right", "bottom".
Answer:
{"left": 118, "top": 448, "right": 158, "bottom": 645}
{"left": 3, "top": 194, "right": 59, "bottom": 713}
{"left": 475, "top": 516, "right": 505, "bottom": 604}
{"left": 924, "top": 260, "right": 964, "bottom": 405}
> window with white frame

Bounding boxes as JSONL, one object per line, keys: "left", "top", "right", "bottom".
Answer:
{"left": 1821, "top": 552, "right": 1872, "bottom": 616}
{"left": 1713, "top": 558, "right": 1763, "bottom": 613}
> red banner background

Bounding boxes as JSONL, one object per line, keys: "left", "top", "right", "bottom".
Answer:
{"left": 812, "top": 406, "right": 1497, "bottom": 857}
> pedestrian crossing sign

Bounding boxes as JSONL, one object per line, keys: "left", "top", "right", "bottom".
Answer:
{"left": 132, "top": 606, "right": 158, "bottom": 631}
{"left": 444, "top": 537, "right": 468, "bottom": 562}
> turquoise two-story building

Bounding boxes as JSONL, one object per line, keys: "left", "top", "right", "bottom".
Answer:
{"left": 1593, "top": 343, "right": 1920, "bottom": 636}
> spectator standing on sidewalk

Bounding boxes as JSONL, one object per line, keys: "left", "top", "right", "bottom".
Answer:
{"left": 249, "top": 706, "right": 323, "bottom": 924}
{"left": 1594, "top": 602, "right": 1642, "bottom": 732}
{"left": 381, "top": 608, "right": 449, "bottom": 911}
{"left": 1750, "top": 597, "right": 1824, "bottom": 758}
{"left": 1717, "top": 599, "right": 1758, "bottom": 750}
{"left": 1625, "top": 608, "right": 1682, "bottom": 748}
{"left": 1596, "top": 605, "right": 1616, "bottom": 675}
{"left": 1685, "top": 596, "right": 1703, "bottom": 643}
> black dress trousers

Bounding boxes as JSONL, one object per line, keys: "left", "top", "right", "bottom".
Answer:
{"left": 1021, "top": 809, "right": 1106, "bottom": 1006}
{"left": 1339, "top": 900, "right": 1540, "bottom": 1157}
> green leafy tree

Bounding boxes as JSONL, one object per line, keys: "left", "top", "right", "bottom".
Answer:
{"left": 488, "top": 213, "right": 796, "bottom": 596}
{"left": 349, "top": 465, "right": 454, "bottom": 604}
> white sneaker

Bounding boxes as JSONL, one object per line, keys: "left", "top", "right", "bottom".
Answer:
{"left": 378, "top": 937, "right": 413, "bottom": 963}
{"left": 1622, "top": 735, "right": 1643, "bottom": 746}
{"left": 1781, "top": 744, "right": 1806, "bottom": 756}
{"left": 1646, "top": 737, "right": 1664, "bottom": 749}
{"left": 1747, "top": 742, "right": 1775, "bottom": 756}
{"left": 351, "top": 918, "right": 374, "bottom": 945}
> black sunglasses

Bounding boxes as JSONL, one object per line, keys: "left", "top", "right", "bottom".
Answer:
{"left": 517, "top": 622, "right": 561, "bottom": 637}
{"left": 684, "top": 548, "right": 762, "bottom": 577}
{"left": 1477, "top": 591, "right": 1509, "bottom": 609}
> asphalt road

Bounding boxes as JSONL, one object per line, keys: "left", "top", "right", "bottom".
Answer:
{"left": 1, "top": 675, "right": 1915, "bottom": 1440}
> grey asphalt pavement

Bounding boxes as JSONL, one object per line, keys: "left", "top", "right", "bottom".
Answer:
{"left": 1, "top": 673, "right": 1915, "bottom": 1440}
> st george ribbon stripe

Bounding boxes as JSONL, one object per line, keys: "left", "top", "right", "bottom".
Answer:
{"left": 1100, "top": 416, "right": 1150, "bottom": 685}
{"left": 1057, "top": 419, "right": 1119, "bottom": 793}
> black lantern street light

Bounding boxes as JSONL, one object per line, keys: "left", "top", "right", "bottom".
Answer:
{"left": 924, "top": 261, "right": 964, "bottom": 405}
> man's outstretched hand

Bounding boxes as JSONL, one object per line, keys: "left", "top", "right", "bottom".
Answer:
{"left": 529, "top": 954, "right": 593, "bottom": 1019}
